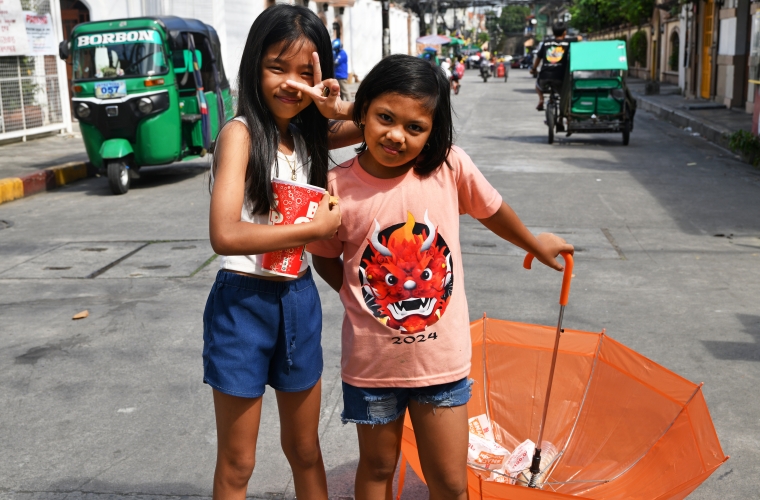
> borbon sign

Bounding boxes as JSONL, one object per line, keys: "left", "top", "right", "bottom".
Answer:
{"left": 76, "top": 30, "right": 160, "bottom": 47}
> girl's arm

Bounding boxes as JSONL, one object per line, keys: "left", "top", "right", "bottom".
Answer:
{"left": 286, "top": 52, "right": 363, "bottom": 149}
{"left": 328, "top": 119, "right": 363, "bottom": 149}
{"left": 478, "top": 202, "right": 574, "bottom": 271}
{"left": 209, "top": 121, "right": 341, "bottom": 256}
{"left": 312, "top": 255, "right": 343, "bottom": 293}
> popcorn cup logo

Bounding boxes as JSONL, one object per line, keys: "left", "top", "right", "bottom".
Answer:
{"left": 261, "top": 179, "right": 324, "bottom": 278}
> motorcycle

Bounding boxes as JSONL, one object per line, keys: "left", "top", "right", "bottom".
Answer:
{"left": 480, "top": 60, "right": 490, "bottom": 82}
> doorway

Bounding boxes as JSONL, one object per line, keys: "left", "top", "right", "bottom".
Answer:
{"left": 700, "top": 0, "right": 714, "bottom": 99}
{"left": 60, "top": 0, "right": 90, "bottom": 111}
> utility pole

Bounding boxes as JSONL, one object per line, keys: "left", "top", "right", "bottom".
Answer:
{"left": 382, "top": 0, "right": 390, "bottom": 57}
{"left": 431, "top": 0, "right": 438, "bottom": 35}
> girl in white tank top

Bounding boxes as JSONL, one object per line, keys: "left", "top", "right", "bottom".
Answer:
{"left": 203, "top": 5, "right": 361, "bottom": 499}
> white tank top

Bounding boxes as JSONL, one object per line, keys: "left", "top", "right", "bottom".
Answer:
{"left": 217, "top": 116, "right": 312, "bottom": 277}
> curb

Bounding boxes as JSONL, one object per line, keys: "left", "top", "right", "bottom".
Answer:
{"left": 0, "top": 161, "right": 90, "bottom": 206}
{"left": 634, "top": 94, "right": 734, "bottom": 150}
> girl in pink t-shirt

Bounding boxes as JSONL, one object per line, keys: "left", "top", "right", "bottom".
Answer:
{"left": 308, "top": 54, "right": 574, "bottom": 499}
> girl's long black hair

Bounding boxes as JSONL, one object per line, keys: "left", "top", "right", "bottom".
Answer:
{"left": 231, "top": 5, "right": 334, "bottom": 215}
{"left": 352, "top": 54, "right": 453, "bottom": 176}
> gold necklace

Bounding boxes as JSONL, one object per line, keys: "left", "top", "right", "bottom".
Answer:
{"left": 278, "top": 148, "right": 297, "bottom": 181}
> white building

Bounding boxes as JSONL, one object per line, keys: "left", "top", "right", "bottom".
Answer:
{"left": 66, "top": 0, "right": 419, "bottom": 85}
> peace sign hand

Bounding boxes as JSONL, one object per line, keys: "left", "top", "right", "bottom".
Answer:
{"left": 286, "top": 52, "right": 352, "bottom": 121}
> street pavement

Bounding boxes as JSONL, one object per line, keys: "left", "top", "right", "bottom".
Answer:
{"left": 1, "top": 68, "right": 759, "bottom": 499}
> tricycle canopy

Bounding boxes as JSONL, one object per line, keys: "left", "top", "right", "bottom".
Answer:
{"left": 569, "top": 40, "right": 628, "bottom": 73}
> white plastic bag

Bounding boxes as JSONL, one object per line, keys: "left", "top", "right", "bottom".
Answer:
{"left": 468, "top": 414, "right": 495, "bottom": 441}
{"left": 468, "top": 432, "right": 510, "bottom": 471}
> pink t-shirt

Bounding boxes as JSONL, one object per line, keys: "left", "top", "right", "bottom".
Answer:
{"left": 307, "top": 146, "right": 502, "bottom": 388}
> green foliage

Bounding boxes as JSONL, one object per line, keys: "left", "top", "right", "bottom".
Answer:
{"left": 728, "top": 130, "right": 760, "bottom": 167}
{"left": 630, "top": 30, "right": 648, "bottom": 66}
{"left": 499, "top": 5, "right": 531, "bottom": 34}
{"left": 477, "top": 32, "right": 490, "bottom": 44}
{"left": 570, "top": 0, "right": 656, "bottom": 32}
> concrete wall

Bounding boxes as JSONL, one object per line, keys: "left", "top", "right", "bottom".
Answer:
{"left": 589, "top": 25, "right": 652, "bottom": 80}
{"left": 715, "top": 0, "right": 750, "bottom": 109}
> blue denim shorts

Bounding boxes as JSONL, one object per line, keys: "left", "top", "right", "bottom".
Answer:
{"left": 341, "top": 377, "right": 472, "bottom": 425}
{"left": 202, "top": 268, "right": 323, "bottom": 398}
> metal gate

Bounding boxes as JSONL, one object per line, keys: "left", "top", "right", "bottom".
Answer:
{"left": 0, "top": 0, "right": 71, "bottom": 141}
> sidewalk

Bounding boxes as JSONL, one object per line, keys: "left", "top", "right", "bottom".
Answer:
{"left": 628, "top": 78, "right": 752, "bottom": 152}
{"left": 0, "top": 123, "right": 90, "bottom": 205}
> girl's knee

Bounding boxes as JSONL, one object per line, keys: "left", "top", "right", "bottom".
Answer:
{"left": 359, "top": 453, "right": 398, "bottom": 481}
{"left": 216, "top": 452, "right": 256, "bottom": 486}
{"left": 281, "top": 437, "right": 322, "bottom": 470}
{"left": 427, "top": 470, "right": 468, "bottom": 498}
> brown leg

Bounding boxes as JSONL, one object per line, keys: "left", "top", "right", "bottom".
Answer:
{"left": 354, "top": 417, "right": 405, "bottom": 500}
{"left": 276, "top": 380, "right": 328, "bottom": 500}
{"left": 212, "top": 389, "right": 263, "bottom": 500}
{"left": 407, "top": 401, "right": 469, "bottom": 500}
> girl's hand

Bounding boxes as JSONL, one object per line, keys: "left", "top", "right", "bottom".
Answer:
{"left": 286, "top": 52, "right": 352, "bottom": 120}
{"left": 310, "top": 192, "right": 341, "bottom": 240}
{"left": 534, "top": 233, "right": 574, "bottom": 271}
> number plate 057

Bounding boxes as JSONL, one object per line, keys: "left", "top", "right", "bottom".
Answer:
{"left": 95, "top": 81, "right": 127, "bottom": 99}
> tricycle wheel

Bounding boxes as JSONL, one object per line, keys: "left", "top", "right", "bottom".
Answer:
{"left": 546, "top": 106, "right": 555, "bottom": 145}
{"left": 622, "top": 121, "right": 630, "bottom": 146}
{"left": 107, "top": 159, "right": 130, "bottom": 195}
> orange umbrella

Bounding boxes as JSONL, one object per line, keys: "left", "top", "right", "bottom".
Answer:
{"left": 397, "top": 255, "right": 728, "bottom": 499}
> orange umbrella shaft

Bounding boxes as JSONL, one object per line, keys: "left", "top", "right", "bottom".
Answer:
{"left": 530, "top": 304, "right": 565, "bottom": 486}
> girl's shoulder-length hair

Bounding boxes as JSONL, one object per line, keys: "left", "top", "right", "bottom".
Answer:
{"left": 220, "top": 4, "right": 334, "bottom": 216}
{"left": 352, "top": 54, "right": 453, "bottom": 176}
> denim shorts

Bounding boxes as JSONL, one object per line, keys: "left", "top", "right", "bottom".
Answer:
{"left": 341, "top": 377, "right": 472, "bottom": 425}
{"left": 202, "top": 268, "right": 323, "bottom": 398}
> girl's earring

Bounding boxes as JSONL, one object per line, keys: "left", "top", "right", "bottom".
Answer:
{"left": 423, "top": 142, "right": 430, "bottom": 151}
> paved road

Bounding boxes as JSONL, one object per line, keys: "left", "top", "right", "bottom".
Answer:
{"left": 1, "top": 69, "right": 758, "bottom": 499}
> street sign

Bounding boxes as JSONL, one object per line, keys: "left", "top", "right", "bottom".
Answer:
{"left": 0, "top": 0, "right": 30, "bottom": 56}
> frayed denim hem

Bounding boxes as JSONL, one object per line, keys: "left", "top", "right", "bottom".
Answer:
{"left": 414, "top": 378, "right": 473, "bottom": 408}
{"left": 340, "top": 410, "right": 405, "bottom": 426}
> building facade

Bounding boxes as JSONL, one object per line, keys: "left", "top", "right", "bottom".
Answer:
{"left": 586, "top": 0, "right": 758, "bottom": 116}
{"left": 60, "top": 0, "right": 418, "bottom": 85}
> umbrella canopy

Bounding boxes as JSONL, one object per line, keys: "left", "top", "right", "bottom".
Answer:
{"left": 570, "top": 40, "right": 629, "bottom": 72}
{"left": 417, "top": 34, "right": 451, "bottom": 45}
{"left": 399, "top": 317, "right": 727, "bottom": 499}
{"left": 448, "top": 36, "right": 465, "bottom": 45}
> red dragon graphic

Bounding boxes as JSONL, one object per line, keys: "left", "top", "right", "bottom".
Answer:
{"left": 360, "top": 211, "right": 453, "bottom": 333}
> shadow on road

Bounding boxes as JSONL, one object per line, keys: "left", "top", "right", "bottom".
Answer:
{"left": 65, "top": 164, "right": 209, "bottom": 197}
{"left": 702, "top": 314, "right": 760, "bottom": 362}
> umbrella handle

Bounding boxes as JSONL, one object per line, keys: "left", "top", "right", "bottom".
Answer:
{"left": 523, "top": 251, "right": 574, "bottom": 306}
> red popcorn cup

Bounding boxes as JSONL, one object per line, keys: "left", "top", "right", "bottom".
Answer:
{"left": 261, "top": 178, "right": 325, "bottom": 278}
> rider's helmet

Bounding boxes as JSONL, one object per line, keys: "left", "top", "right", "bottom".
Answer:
{"left": 332, "top": 39, "right": 342, "bottom": 51}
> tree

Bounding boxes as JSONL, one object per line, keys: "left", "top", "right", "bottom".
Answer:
{"left": 499, "top": 5, "right": 531, "bottom": 35}
{"left": 630, "top": 29, "right": 648, "bottom": 66}
{"left": 570, "top": 0, "right": 656, "bottom": 33}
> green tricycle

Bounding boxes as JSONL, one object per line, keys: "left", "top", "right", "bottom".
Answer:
{"left": 547, "top": 40, "right": 636, "bottom": 145}
{"left": 59, "top": 16, "right": 234, "bottom": 194}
